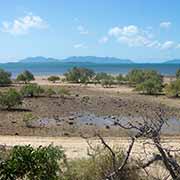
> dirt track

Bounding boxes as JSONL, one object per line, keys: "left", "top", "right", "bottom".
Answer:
{"left": 0, "top": 135, "right": 180, "bottom": 159}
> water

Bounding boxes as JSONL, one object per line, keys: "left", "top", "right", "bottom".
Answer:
{"left": 0, "top": 62, "right": 180, "bottom": 77}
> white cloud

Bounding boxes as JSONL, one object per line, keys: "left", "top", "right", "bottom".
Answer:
{"left": 77, "top": 25, "right": 89, "bottom": 35}
{"left": 160, "top": 21, "right": 171, "bottom": 28}
{"left": 73, "top": 43, "right": 87, "bottom": 49}
{"left": 108, "top": 25, "right": 154, "bottom": 47}
{"left": 109, "top": 25, "right": 139, "bottom": 37}
{"left": 99, "top": 36, "right": 108, "bottom": 44}
{"left": 107, "top": 25, "right": 178, "bottom": 50}
{"left": 160, "top": 41, "right": 175, "bottom": 50}
{"left": 1, "top": 13, "right": 48, "bottom": 35}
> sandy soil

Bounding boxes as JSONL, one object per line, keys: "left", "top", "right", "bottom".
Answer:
{"left": 0, "top": 135, "right": 180, "bottom": 159}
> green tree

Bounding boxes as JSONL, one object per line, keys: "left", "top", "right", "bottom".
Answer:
{"left": 20, "top": 84, "right": 44, "bottom": 97}
{"left": 64, "top": 67, "right": 95, "bottom": 83}
{"left": 0, "top": 89, "right": 22, "bottom": 110}
{"left": 16, "top": 70, "right": 35, "bottom": 84}
{"left": 0, "top": 145, "right": 65, "bottom": 180}
{"left": 94, "top": 72, "right": 111, "bottom": 83}
{"left": 136, "top": 78, "right": 163, "bottom": 95}
{"left": 127, "top": 69, "right": 145, "bottom": 84}
{"left": 48, "top": 76, "right": 60, "bottom": 83}
{"left": 165, "top": 79, "right": 180, "bottom": 97}
{"left": 176, "top": 69, "right": 180, "bottom": 79}
{"left": 0, "top": 69, "right": 11, "bottom": 86}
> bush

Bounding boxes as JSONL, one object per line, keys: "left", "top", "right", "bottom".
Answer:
{"left": 127, "top": 69, "right": 145, "bottom": 84}
{"left": 20, "top": 84, "right": 44, "bottom": 97}
{"left": 101, "top": 79, "right": 114, "bottom": 88}
{"left": 58, "top": 87, "right": 70, "bottom": 97}
{"left": 136, "top": 78, "right": 163, "bottom": 95}
{"left": 176, "top": 69, "right": 180, "bottom": 79}
{"left": 16, "top": 70, "right": 35, "bottom": 83}
{"left": 0, "top": 89, "right": 22, "bottom": 110}
{"left": 165, "top": 79, "right": 180, "bottom": 97}
{"left": 64, "top": 67, "right": 95, "bottom": 83}
{"left": 48, "top": 76, "right": 60, "bottom": 83}
{"left": 45, "top": 88, "right": 56, "bottom": 97}
{"left": 94, "top": 72, "right": 111, "bottom": 83}
{"left": 0, "top": 69, "right": 11, "bottom": 86}
{"left": 64, "top": 148, "right": 140, "bottom": 180}
{"left": 0, "top": 145, "right": 65, "bottom": 180}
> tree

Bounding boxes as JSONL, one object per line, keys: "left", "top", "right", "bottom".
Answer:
{"left": 165, "top": 79, "right": 180, "bottom": 97}
{"left": 94, "top": 72, "right": 111, "bottom": 83}
{"left": 127, "top": 69, "right": 145, "bottom": 84}
{"left": 176, "top": 69, "right": 180, "bottom": 79}
{"left": 20, "top": 84, "right": 44, "bottom": 97}
{"left": 16, "top": 70, "right": 35, "bottom": 84}
{"left": 136, "top": 78, "right": 163, "bottom": 95}
{"left": 64, "top": 67, "right": 95, "bottom": 83}
{"left": 48, "top": 76, "right": 60, "bottom": 83}
{"left": 0, "top": 145, "right": 65, "bottom": 180}
{"left": 0, "top": 69, "right": 11, "bottom": 86}
{"left": 0, "top": 89, "right": 22, "bottom": 110}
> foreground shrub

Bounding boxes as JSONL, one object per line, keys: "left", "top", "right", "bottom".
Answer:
{"left": 64, "top": 67, "right": 95, "bottom": 83}
{"left": 20, "top": 84, "right": 44, "bottom": 97}
{"left": 64, "top": 148, "right": 139, "bottom": 180}
{"left": 16, "top": 70, "right": 35, "bottom": 84}
{"left": 0, "top": 69, "right": 11, "bottom": 86}
{"left": 165, "top": 79, "right": 180, "bottom": 97}
{"left": 48, "top": 76, "right": 60, "bottom": 83}
{"left": 0, "top": 89, "right": 22, "bottom": 110}
{"left": 0, "top": 145, "right": 65, "bottom": 180}
{"left": 94, "top": 72, "right": 112, "bottom": 83}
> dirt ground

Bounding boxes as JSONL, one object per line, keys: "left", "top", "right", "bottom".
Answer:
{"left": 0, "top": 135, "right": 179, "bottom": 160}
{"left": 0, "top": 81, "right": 180, "bottom": 137}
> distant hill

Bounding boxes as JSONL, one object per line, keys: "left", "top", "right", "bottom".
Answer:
{"left": 20, "top": 56, "right": 59, "bottom": 63}
{"left": 61, "top": 56, "right": 134, "bottom": 64}
{"left": 19, "top": 56, "right": 134, "bottom": 64}
{"left": 164, "top": 59, "right": 180, "bottom": 64}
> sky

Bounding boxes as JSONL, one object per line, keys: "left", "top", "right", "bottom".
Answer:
{"left": 0, "top": 0, "right": 180, "bottom": 63}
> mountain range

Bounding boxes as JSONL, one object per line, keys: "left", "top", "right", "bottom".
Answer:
{"left": 20, "top": 56, "right": 133, "bottom": 64}
{"left": 18, "top": 56, "right": 180, "bottom": 64}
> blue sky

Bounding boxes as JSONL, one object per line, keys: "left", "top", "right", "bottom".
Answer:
{"left": 0, "top": 0, "right": 180, "bottom": 62}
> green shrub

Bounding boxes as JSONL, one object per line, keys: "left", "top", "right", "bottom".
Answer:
{"left": 176, "top": 69, "right": 180, "bottom": 79}
{"left": 101, "top": 79, "right": 114, "bottom": 88}
{"left": 127, "top": 69, "right": 145, "bottom": 84}
{"left": 94, "top": 72, "right": 111, "bottom": 83}
{"left": 64, "top": 67, "right": 95, "bottom": 83}
{"left": 58, "top": 87, "right": 70, "bottom": 97}
{"left": 23, "top": 112, "right": 38, "bottom": 128}
{"left": 16, "top": 70, "right": 35, "bottom": 83}
{"left": 0, "top": 69, "right": 11, "bottom": 86}
{"left": 45, "top": 88, "right": 56, "bottom": 97}
{"left": 48, "top": 76, "right": 60, "bottom": 83}
{"left": 165, "top": 79, "right": 180, "bottom": 97}
{"left": 0, "top": 89, "right": 22, "bottom": 110}
{"left": 0, "top": 145, "right": 65, "bottom": 180}
{"left": 136, "top": 78, "right": 163, "bottom": 95}
{"left": 20, "top": 84, "right": 44, "bottom": 97}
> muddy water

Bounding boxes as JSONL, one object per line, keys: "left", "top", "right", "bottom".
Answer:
{"left": 31, "top": 112, "right": 180, "bottom": 135}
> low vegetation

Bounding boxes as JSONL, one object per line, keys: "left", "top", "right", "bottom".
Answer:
{"left": 0, "top": 89, "right": 22, "bottom": 110}
{"left": 20, "top": 84, "right": 44, "bottom": 97}
{"left": 64, "top": 67, "right": 95, "bottom": 83}
{"left": 0, "top": 69, "right": 11, "bottom": 86}
{"left": 16, "top": 70, "right": 35, "bottom": 84}
{"left": 165, "top": 79, "right": 180, "bottom": 97}
{"left": 0, "top": 145, "right": 65, "bottom": 180}
{"left": 48, "top": 75, "right": 60, "bottom": 83}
